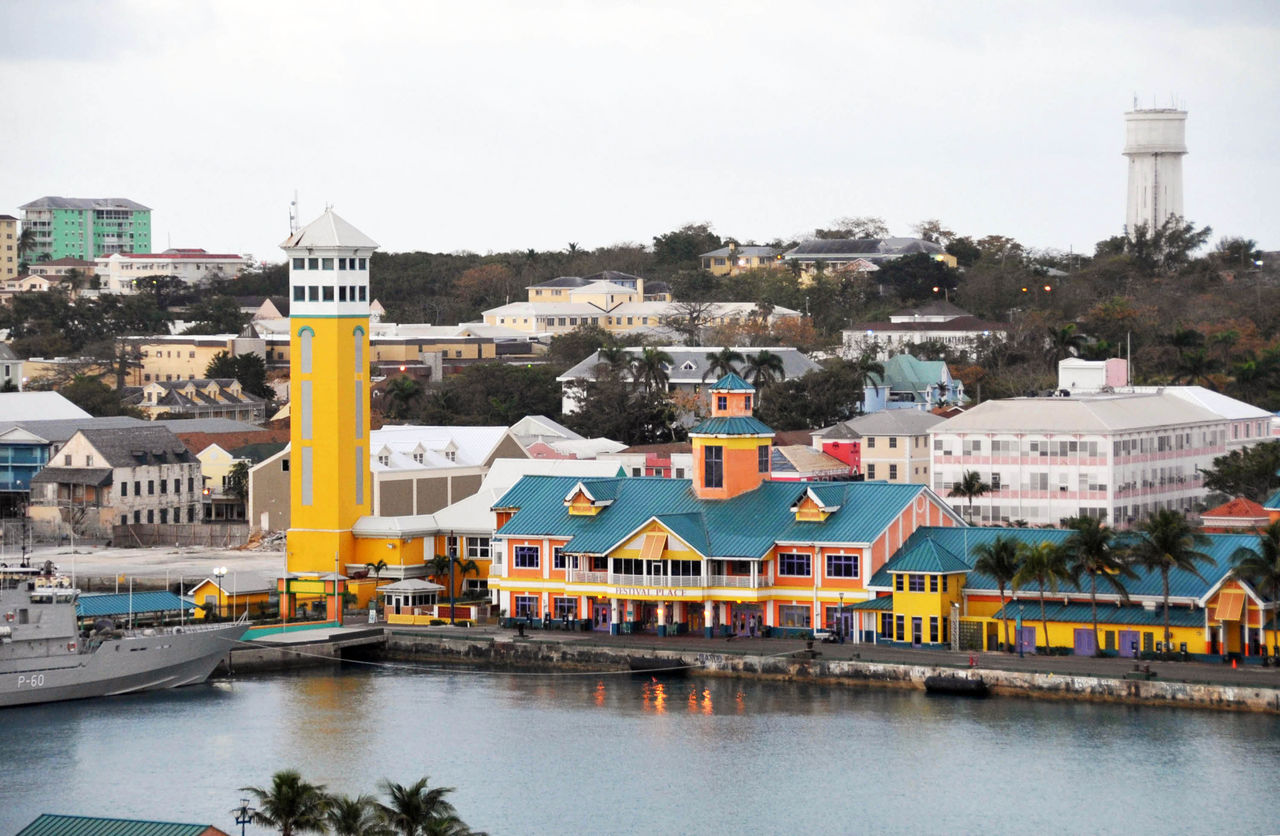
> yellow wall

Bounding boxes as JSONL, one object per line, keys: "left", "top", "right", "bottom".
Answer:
{"left": 0, "top": 217, "right": 17, "bottom": 282}
{"left": 889, "top": 572, "right": 964, "bottom": 641}
{"left": 131, "top": 339, "right": 235, "bottom": 386}
{"left": 188, "top": 580, "right": 271, "bottom": 620}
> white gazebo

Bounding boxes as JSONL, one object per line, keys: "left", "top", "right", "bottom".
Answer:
{"left": 379, "top": 578, "right": 445, "bottom": 616}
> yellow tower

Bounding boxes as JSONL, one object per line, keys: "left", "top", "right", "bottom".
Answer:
{"left": 281, "top": 211, "right": 377, "bottom": 594}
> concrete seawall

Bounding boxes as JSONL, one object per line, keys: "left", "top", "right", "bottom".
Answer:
{"left": 378, "top": 632, "right": 1280, "bottom": 714}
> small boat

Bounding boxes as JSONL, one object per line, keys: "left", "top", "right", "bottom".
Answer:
{"left": 1, "top": 566, "right": 247, "bottom": 708}
{"left": 923, "top": 674, "right": 990, "bottom": 697}
{"left": 627, "top": 655, "right": 689, "bottom": 677}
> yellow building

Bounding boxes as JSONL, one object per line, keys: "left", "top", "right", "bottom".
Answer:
{"left": 281, "top": 211, "right": 377, "bottom": 621}
{"left": 0, "top": 215, "right": 18, "bottom": 282}
{"left": 699, "top": 243, "right": 783, "bottom": 276}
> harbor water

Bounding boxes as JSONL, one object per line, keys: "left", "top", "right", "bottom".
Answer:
{"left": 2, "top": 663, "right": 1278, "bottom": 834}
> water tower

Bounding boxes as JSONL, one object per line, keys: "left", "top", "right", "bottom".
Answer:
{"left": 1123, "top": 106, "right": 1187, "bottom": 236}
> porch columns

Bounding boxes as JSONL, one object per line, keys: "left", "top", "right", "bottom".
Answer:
{"left": 704, "top": 600, "right": 715, "bottom": 639}
{"left": 610, "top": 598, "right": 621, "bottom": 636}
{"left": 657, "top": 602, "right": 667, "bottom": 638}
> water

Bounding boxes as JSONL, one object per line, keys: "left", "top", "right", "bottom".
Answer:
{"left": 2, "top": 664, "right": 1278, "bottom": 835}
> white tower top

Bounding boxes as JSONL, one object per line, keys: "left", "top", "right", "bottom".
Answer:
{"left": 1123, "top": 108, "right": 1187, "bottom": 236}
{"left": 281, "top": 210, "right": 378, "bottom": 317}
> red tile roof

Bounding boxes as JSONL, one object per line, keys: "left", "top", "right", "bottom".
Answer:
{"left": 117, "top": 251, "right": 244, "bottom": 260}
{"left": 1201, "top": 497, "right": 1268, "bottom": 519}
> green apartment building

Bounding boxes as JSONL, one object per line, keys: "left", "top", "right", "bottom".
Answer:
{"left": 19, "top": 196, "right": 151, "bottom": 262}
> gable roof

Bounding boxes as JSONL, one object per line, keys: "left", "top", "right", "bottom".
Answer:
{"left": 17, "top": 814, "right": 224, "bottom": 836}
{"left": 933, "top": 393, "right": 1224, "bottom": 434}
{"left": 785, "top": 237, "right": 945, "bottom": 259}
{"left": 71, "top": 425, "right": 193, "bottom": 468}
{"left": 0, "top": 392, "right": 90, "bottom": 422}
{"left": 881, "top": 537, "right": 970, "bottom": 574}
{"left": 557, "top": 346, "right": 820, "bottom": 385}
{"left": 1201, "top": 497, "right": 1268, "bottom": 520}
{"left": 280, "top": 209, "right": 378, "bottom": 250}
{"left": 494, "top": 476, "right": 940, "bottom": 558}
{"left": 818, "top": 410, "right": 945, "bottom": 438}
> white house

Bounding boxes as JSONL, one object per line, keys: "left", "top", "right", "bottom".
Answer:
{"left": 95, "top": 249, "right": 252, "bottom": 293}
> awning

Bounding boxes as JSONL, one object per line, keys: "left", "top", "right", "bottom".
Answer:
{"left": 1213, "top": 589, "right": 1245, "bottom": 622}
{"left": 639, "top": 532, "right": 667, "bottom": 562}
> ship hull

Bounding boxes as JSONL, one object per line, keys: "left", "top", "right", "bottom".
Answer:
{"left": 0, "top": 622, "right": 247, "bottom": 708}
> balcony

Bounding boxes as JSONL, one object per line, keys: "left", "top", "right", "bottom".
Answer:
{"left": 564, "top": 570, "right": 768, "bottom": 589}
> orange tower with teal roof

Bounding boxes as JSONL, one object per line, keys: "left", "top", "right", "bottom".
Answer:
{"left": 689, "top": 373, "right": 774, "bottom": 500}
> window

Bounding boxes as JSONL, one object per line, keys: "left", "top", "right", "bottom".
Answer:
{"left": 322, "top": 286, "right": 334, "bottom": 301}
{"left": 300, "top": 381, "right": 313, "bottom": 440}
{"left": 134, "top": 480, "right": 140, "bottom": 495}
{"left": 299, "top": 328, "right": 313, "bottom": 374}
{"left": 908, "top": 574, "right": 926, "bottom": 592}
{"left": 717, "top": 395, "right": 727, "bottom": 410}
{"left": 704, "top": 445, "right": 724, "bottom": 488}
{"left": 929, "top": 575, "right": 938, "bottom": 592}
{"left": 777, "top": 552, "right": 811, "bottom": 577}
{"left": 514, "top": 546, "right": 540, "bottom": 568}
{"left": 895, "top": 573, "right": 904, "bottom": 591}
{"left": 930, "top": 616, "right": 939, "bottom": 643}
{"left": 300, "top": 447, "right": 313, "bottom": 506}
{"left": 826, "top": 553, "right": 858, "bottom": 578}
{"left": 514, "top": 595, "right": 538, "bottom": 619}
{"left": 889, "top": 437, "right": 897, "bottom": 449}
{"left": 779, "top": 605, "right": 811, "bottom": 628}
{"left": 466, "top": 537, "right": 490, "bottom": 560}
{"left": 758, "top": 445, "right": 770, "bottom": 473}
{"left": 889, "top": 464, "right": 898, "bottom": 480}
{"left": 942, "top": 575, "right": 949, "bottom": 592}
{"left": 359, "top": 286, "right": 366, "bottom": 301}
{"left": 675, "top": 468, "right": 685, "bottom": 479}
{"left": 322, "top": 258, "right": 334, "bottom": 270}
{"left": 307, "top": 258, "right": 319, "bottom": 270}
{"left": 293, "top": 258, "right": 305, "bottom": 270}
{"left": 744, "top": 394, "right": 752, "bottom": 410}
{"left": 555, "top": 597, "right": 576, "bottom": 619}
{"left": 880, "top": 612, "right": 893, "bottom": 638}
{"left": 355, "top": 381, "right": 364, "bottom": 437}
{"left": 134, "top": 510, "right": 141, "bottom": 524}
{"left": 358, "top": 258, "right": 367, "bottom": 269}
{"left": 866, "top": 464, "right": 876, "bottom": 479}
{"left": 308, "top": 285, "right": 319, "bottom": 301}
{"left": 173, "top": 478, "right": 180, "bottom": 493}
{"left": 867, "top": 437, "right": 875, "bottom": 448}
{"left": 339, "top": 286, "right": 347, "bottom": 302}
{"left": 282, "top": 458, "right": 289, "bottom": 472}
{"left": 120, "top": 482, "right": 128, "bottom": 497}
{"left": 64, "top": 454, "right": 71, "bottom": 466}
{"left": 895, "top": 614, "right": 904, "bottom": 641}
{"left": 355, "top": 447, "right": 364, "bottom": 504}
{"left": 147, "top": 480, "right": 155, "bottom": 495}
{"left": 159, "top": 509, "right": 168, "bottom": 524}
{"left": 553, "top": 548, "right": 567, "bottom": 569}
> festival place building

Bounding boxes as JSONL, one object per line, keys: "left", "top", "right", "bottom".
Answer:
{"left": 279, "top": 211, "right": 1280, "bottom": 659}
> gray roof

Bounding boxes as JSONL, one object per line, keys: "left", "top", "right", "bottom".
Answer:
{"left": 582, "top": 270, "right": 642, "bottom": 285}
{"left": 700, "top": 245, "right": 779, "bottom": 258}
{"left": 30, "top": 466, "right": 113, "bottom": 486}
{"left": 165, "top": 417, "right": 268, "bottom": 434}
{"left": 0, "top": 392, "right": 90, "bottom": 423}
{"left": 529, "top": 276, "right": 591, "bottom": 289}
{"left": 0, "top": 344, "right": 17, "bottom": 361}
{"left": 19, "top": 196, "right": 150, "bottom": 211}
{"left": 819, "top": 410, "right": 946, "bottom": 438}
{"left": 558, "top": 346, "right": 821, "bottom": 384}
{"left": 934, "top": 393, "right": 1225, "bottom": 434}
{"left": 785, "top": 237, "right": 945, "bottom": 259}
{"left": 77, "top": 425, "right": 193, "bottom": 467}
{"left": 0, "top": 416, "right": 149, "bottom": 444}
{"left": 891, "top": 300, "right": 970, "bottom": 319}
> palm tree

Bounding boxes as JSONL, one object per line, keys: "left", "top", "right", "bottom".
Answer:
{"left": 384, "top": 375, "right": 422, "bottom": 420}
{"left": 1128, "top": 509, "right": 1212, "bottom": 653}
{"left": 376, "top": 777, "right": 459, "bottom": 836}
{"left": 1012, "top": 540, "right": 1071, "bottom": 653}
{"left": 630, "top": 347, "right": 672, "bottom": 393}
{"left": 595, "top": 344, "right": 630, "bottom": 379}
{"left": 240, "top": 769, "right": 329, "bottom": 836}
{"left": 1064, "top": 516, "right": 1136, "bottom": 653}
{"left": 16, "top": 226, "right": 36, "bottom": 269}
{"left": 971, "top": 536, "right": 1021, "bottom": 652}
{"left": 1229, "top": 520, "right": 1280, "bottom": 656}
{"left": 743, "top": 349, "right": 786, "bottom": 388}
{"left": 948, "top": 471, "right": 991, "bottom": 522}
{"left": 326, "top": 794, "right": 388, "bottom": 836}
{"left": 703, "top": 346, "right": 744, "bottom": 381}
{"left": 365, "top": 558, "right": 389, "bottom": 611}
{"left": 427, "top": 553, "right": 452, "bottom": 586}
{"left": 1046, "top": 322, "right": 1087, "bottom": 362}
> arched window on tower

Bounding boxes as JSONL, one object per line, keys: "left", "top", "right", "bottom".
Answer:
{"left": 298, "top": 327, "right": 314, "bottom": 375}
{"left": 353, "top": 326, "right": 365, "bottom": 375}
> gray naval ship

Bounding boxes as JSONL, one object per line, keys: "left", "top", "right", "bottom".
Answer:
{"left": 1, "top": 566, "right": 247, "bottom": 708}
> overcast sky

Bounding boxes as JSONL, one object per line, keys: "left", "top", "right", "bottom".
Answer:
{"left": 3, "top": 1, "right": 1277, "bottom": 262}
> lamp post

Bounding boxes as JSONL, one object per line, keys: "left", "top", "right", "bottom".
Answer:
{"left": 233, "top": 797, "right": 254, "bottom": 836}
{"left": 448, "top": 536, "right": 457, "bottom": 626}
{"left": 838, "top": 591, "right": 845, "bottom": 642}
{"left": 213, "top": 566, "right": 228, "bottom": 620}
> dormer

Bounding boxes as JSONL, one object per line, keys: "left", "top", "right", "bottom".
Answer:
{"left": 410, "top": 443, "right": 426, "bottom": 465}
{"left": 563, "top": 480, "right": 618, "bottom": 516}
{"left": 374, "top": 445, "right": 393, "bottom": 467}
{"left": 434, "top": 440, "right": 458, "bottom": 463}
{"left": 790, "top": 487, "right": 842, "bottom": 523}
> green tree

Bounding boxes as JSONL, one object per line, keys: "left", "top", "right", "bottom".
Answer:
{"left": 971, "top": 536, "right": 1022, "bottom": 652}
{"left": 562, "top": 377, "right": 682, "bottom": 446}
{"left": 703, "top": 346, "right": 744, "bottom": 381}
{"left": 1127, "top": 509, "right": 1212, "bottom": 653}
{"left": 16, "top": 226, "right": 37, "bottom": 269}
{"left": 1046, "top": 323, "right": 1087, "bottom": 362}
{"left": 426, "top": 553, "right": 452, "bottom": 586}
{"left": 547, "top": 323, "right": 617, "bottom": 371}
{"left": 1012, "top": 541, "right": 1071, "bottom": 653}
{"left": 376, "top": 777, "right": 459, "bottom": 836}
{"left": 226, "top": 460, "right": 250, "bottom": 502}
{"left": 630, "top": 347, "right": 672, "bottom": 393}
{"left": 58, "top": 375, "right": 142, "bottom": 417}
{"left": 326, "top": 794, "right": 388, "bottom": 836}
{"left": 205, "top": 351, "right": 272, "bottom": 399}
{"left": 1064, "top": 516, "right": 1136, "bottom": 654}
{"left": 652, "top": 223, "right": 721, "bottom": 270}
{"left": 742, "top": 349, "right": 786, "bottom": 389}
{"left": 1201, "top": 441, "right": 1280, "bottom": 502}
{"left": 873, "top": 253, "right": 960, "bottom": 302}
{"left": 948, "top": 471, "right": 991, "bottom": 522}
{"left": 240, "top": 769, "right": 330, "bottom": 836}
{"left": 1229, "top": 520, "right": 1280, "bottom": 657}
{"left": 815, "top": 215, "right": 889, "bottom": 239}
{"left": 184, "top": 295, "right": 249, "bottom": 334}
{"left": 384, "top": 375, "right": 423, "bottom": 420}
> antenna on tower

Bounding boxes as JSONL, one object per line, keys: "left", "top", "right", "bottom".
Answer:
{"left": 289, "top": 191, "right": 299, "bottom": 234}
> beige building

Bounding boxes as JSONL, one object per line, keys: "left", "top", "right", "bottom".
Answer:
{"left": 699, "top": 243, "right": 783, "bottom": 276}
{"left": 813, "top": 410, "right": 944, "bottom": 484}
{"left": 124, "top": 378, "right": 268, "bottom": 423}
{"left": 95, "top": 248, "right": 251, "bottom": 294}
{"left": 247, "top": 425, "right": 528, "bottom": 533}
{"left": 0, "top": 215, "right": 17, "bottom": 282}
{"left": 119, "top": 328, "right": 266, "bottom": 386}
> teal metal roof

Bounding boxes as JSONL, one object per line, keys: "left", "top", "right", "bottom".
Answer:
{"left": 710, "top": 372, "right": 754, "bottom": 391}
{"left": 495, "top": 476, "right": 927, "bottom": 558}
{"left": 1264, "top": 487, "right": 1280, "bottom": 511}
{"left": 991, "top": 601, "right": 1203, "bottom": 628}
{"left": 16, "top": 814, "right": 218, "bottom": 836}
{"left": 868, "top": 526, "right": 1255, "bottom": 604}
{"left": 77, "top": 591, "right": 194, "bottom": 618}
{"left": 846, "top": 595, "right": 893, "bottom": 611}
{"left": 883, "top": 538, "right": 970, "bottom": 574}
{"left": 688, "top": 416, "right": 774, "bottom": 436}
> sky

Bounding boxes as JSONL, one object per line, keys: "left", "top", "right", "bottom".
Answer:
{"left": 3, "top": 0, "right": 1278, "bottom": 263}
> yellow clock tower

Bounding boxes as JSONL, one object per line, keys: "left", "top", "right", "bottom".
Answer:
{"left": 281, "top": 211, "right": 377, "bottom": 592}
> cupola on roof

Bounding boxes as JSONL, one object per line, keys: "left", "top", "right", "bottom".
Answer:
{"left": 280, "top": 209, "right": 378, "bottom": 250}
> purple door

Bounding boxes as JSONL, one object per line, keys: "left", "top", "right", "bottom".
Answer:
{"left": 1118, "top": 630, "right": 1139, "bottom": 658}
{"left": 1017, "top": 627, "right": 1036, "bottom": 654}
{"left": 1073, "top": 628, "right": 1097, "bottom": 656}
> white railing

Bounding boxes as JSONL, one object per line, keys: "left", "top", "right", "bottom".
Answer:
{"left": 567, "top": 570, "right": 608, "bottom": 584}
{"left": 709, "top": 574, "right": 765, "bottom": 589}
{"left": 603, "top": 573, "right": 721, "bottom": 588}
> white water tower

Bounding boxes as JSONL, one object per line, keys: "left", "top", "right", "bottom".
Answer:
{"left": 1123, "top": 106, "right": 1187, "bottom": 236}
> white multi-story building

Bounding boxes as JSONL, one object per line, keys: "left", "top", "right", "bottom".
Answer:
{"left": 95, "top": 248, "right": 251, "bottom": 293}
{"left": 844, "top": 301, "right": 1007, "bottom": 360}
{"left": 929, "top": 392, "right": 1249, "bottom": 528}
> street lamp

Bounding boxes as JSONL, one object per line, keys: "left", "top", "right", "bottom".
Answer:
{"left": 448, "top": 537, "right": 457, "bottom": 626}
{"left": 233, "top": 798, "right": 254, "bottom": 836}
{"left": 838, "top": 591, "right": 845, "bottom": 641}
{"left": 213, "top": 566, "right": 228, "bottom": 620}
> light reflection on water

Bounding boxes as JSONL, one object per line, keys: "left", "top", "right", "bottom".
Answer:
{"left": 1, "top": 665, "right": 1279, "bottom": 835}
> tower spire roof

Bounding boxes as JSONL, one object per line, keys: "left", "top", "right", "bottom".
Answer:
{"left": 281, "top": 209, "right": 378, "bottom": 250}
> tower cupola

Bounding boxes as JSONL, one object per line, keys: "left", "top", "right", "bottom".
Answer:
{"left": 688, "top": 373, "right": 774, "bottom": 500}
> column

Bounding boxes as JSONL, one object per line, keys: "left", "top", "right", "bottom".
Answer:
{"left": 704, "top": 600, "right": 715, "bottom": 639}
{"left": 657, "top": 602, "right": 667, "bottom": 637}
{"left": 610, "top": 598, "right": 620, "bottom": 636}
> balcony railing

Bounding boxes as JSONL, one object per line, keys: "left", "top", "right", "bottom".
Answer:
{"left": 564, "top": 571, "right": 767, "bottom": 589}
{"left": 709, "top": 574, "right": 764, "bottom": 589}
